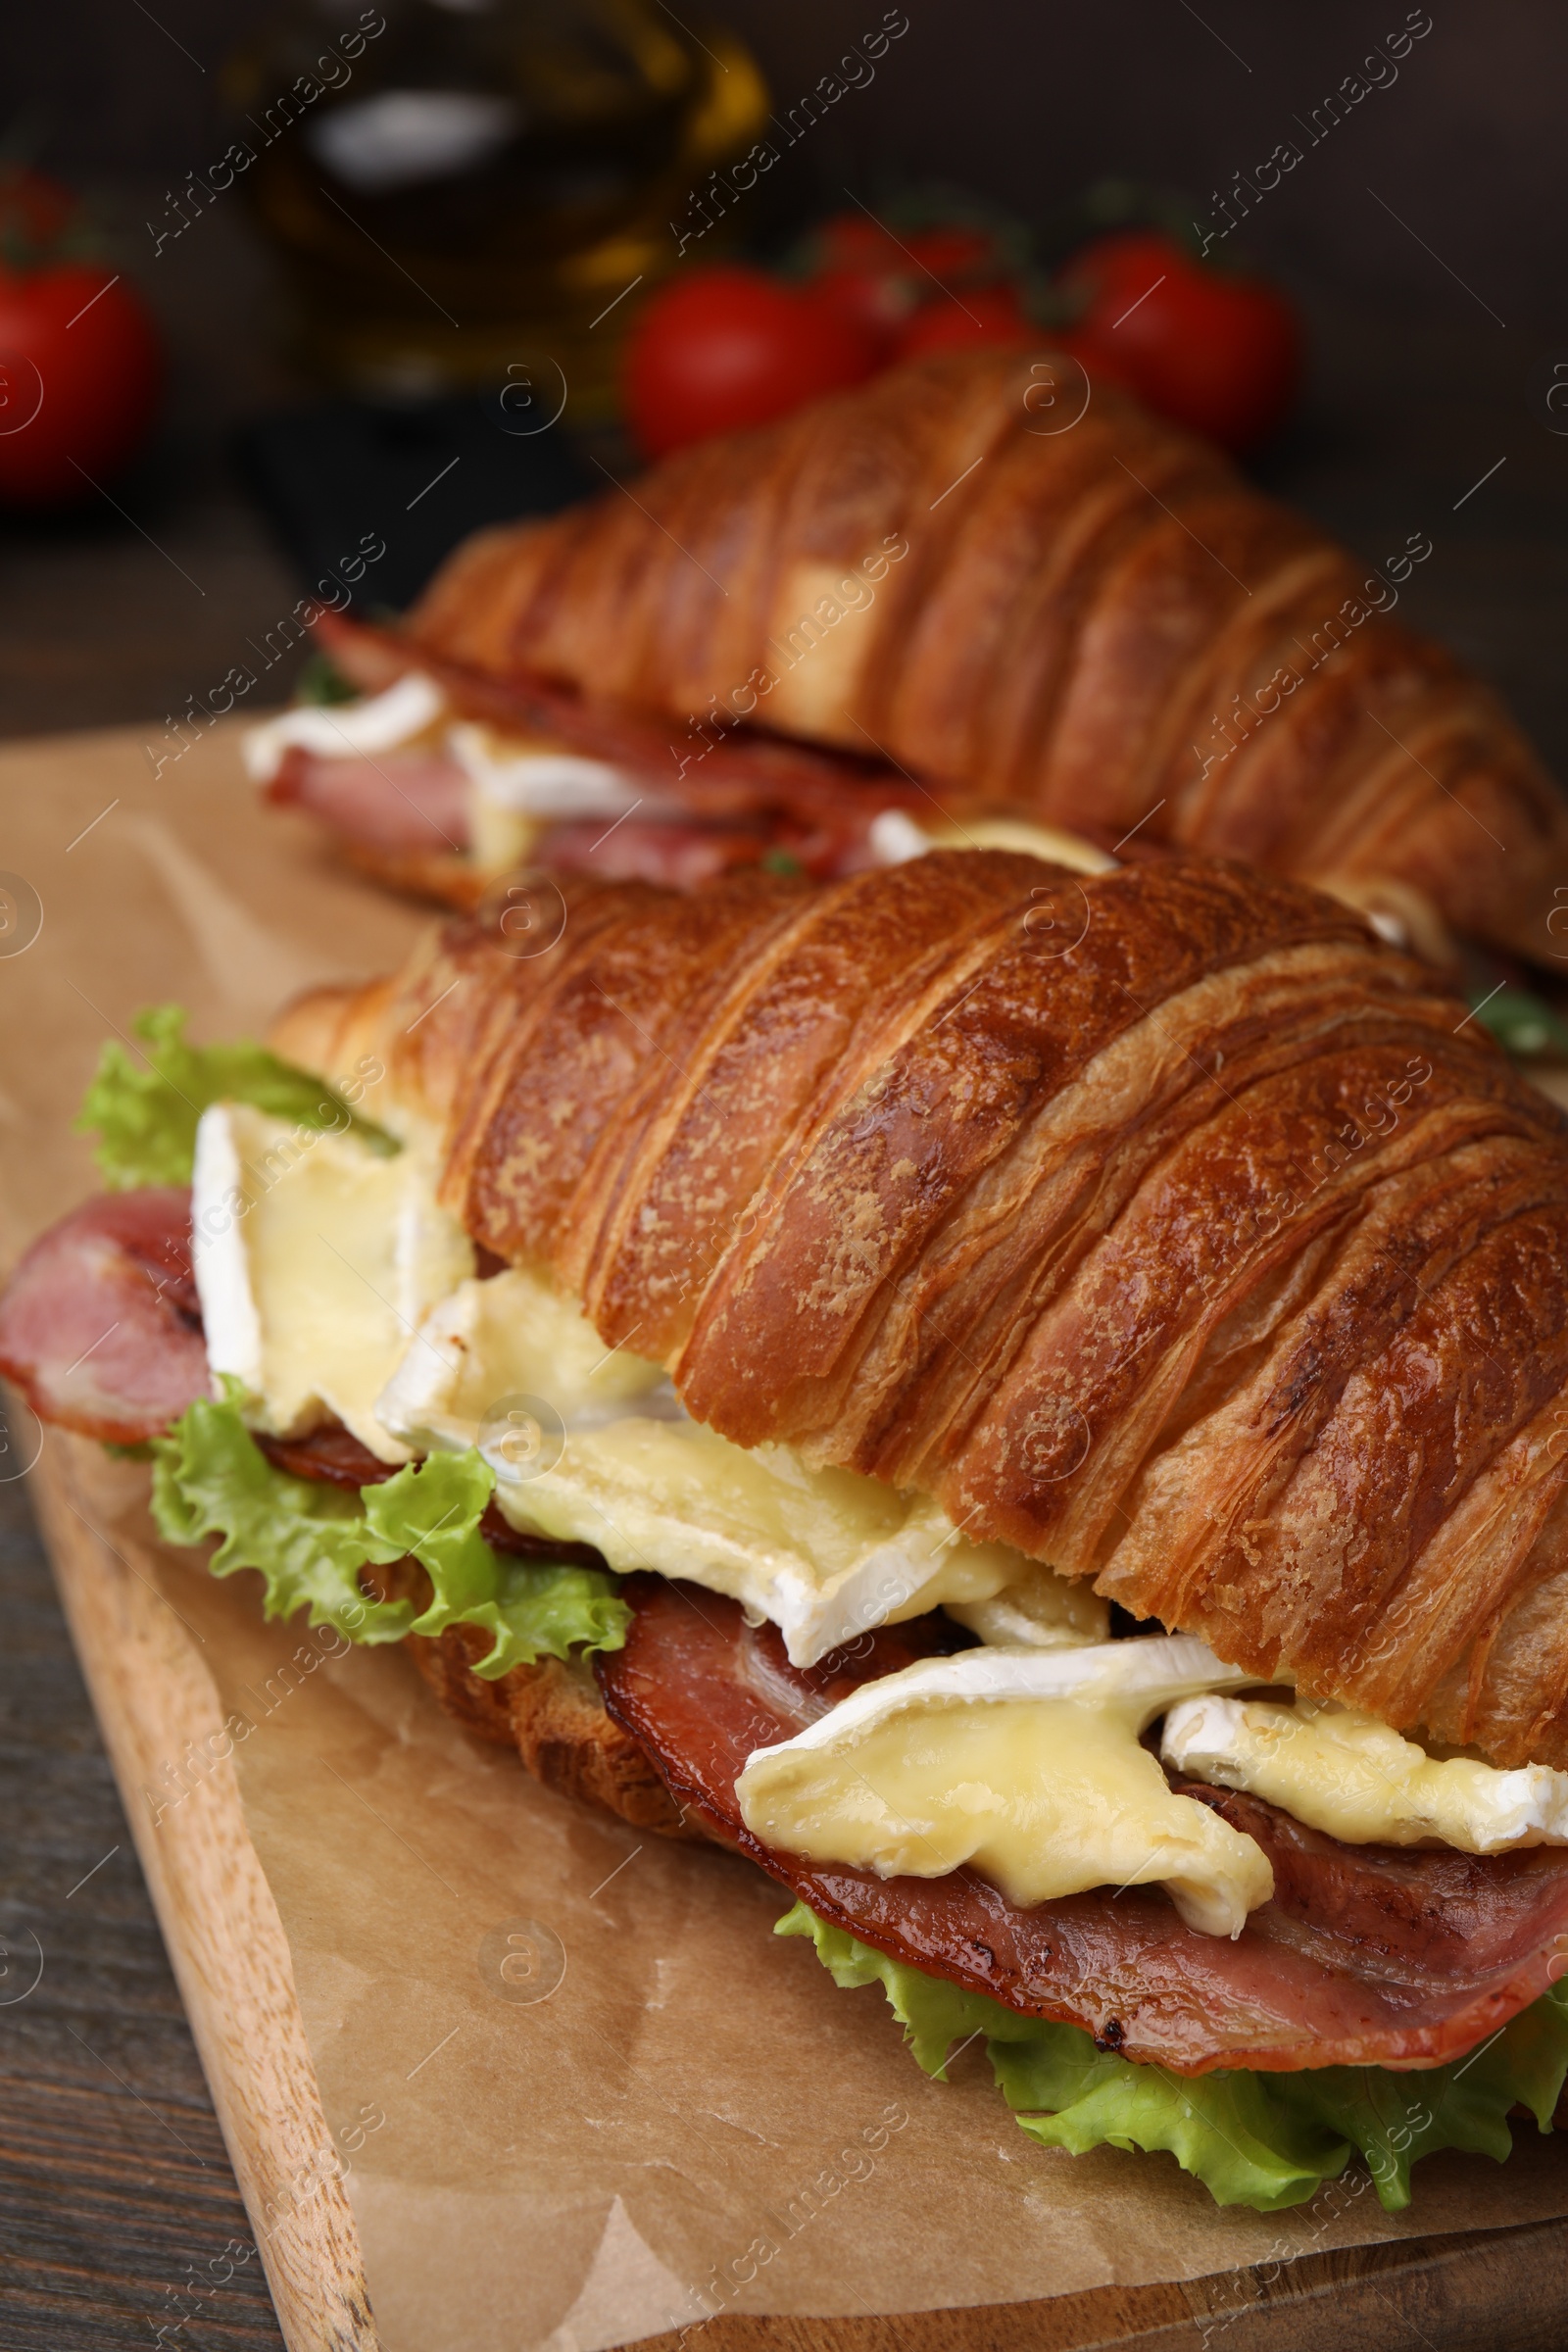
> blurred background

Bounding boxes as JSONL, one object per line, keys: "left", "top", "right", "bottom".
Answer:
{"left": 0, "top": 0, "right": 1565, "bottom": 764}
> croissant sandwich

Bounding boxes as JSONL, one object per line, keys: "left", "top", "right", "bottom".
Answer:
{"left": 14, "top": 846, "right": 1568, "bottom": 2212}
{"left": 246, "top": 348, "right": 1568, "bottom": 970}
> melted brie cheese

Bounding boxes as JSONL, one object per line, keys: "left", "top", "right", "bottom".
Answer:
{"left": 945, "top": 1575, "right": 1107, "bottom": 1650}
{"left": 494, "top": 1421, "right": 1053, "bottom": 1668}
{"left": 448, "top": 722, "right": 641, "bottom": 876}
{"left": 194, "top": 1118, "right": 1103, "bottom": 1657}
{"left": 242, "top": 673, "right": 447, "bottom": 783}
{"left": 868, "top": 809, "right": 1118, "bottom": 877}
{"left": 737, "top": 1641, "right": 1272, "bottom": 1936}
{"left": 376, "top": 1266, "right": 670, "bottom": 1437}
{"left": 372, "top": 1261, "right": 1086, "bottom": 1667}
{"left": 1162, "top": 1693, "right": 1568, "bottom": 1854}
{"left": 191, "top": 1103, "right": 472, "bottom": 1461}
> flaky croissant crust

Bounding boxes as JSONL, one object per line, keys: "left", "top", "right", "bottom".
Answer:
{"left": 274, "top": 852, "right": 1568, "bottom": 1769}
{"left": 405, "top": 350, "right": 1568, "bottom": 963}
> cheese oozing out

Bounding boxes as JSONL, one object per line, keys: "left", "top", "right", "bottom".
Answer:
{"left": 241, "top": 672, "right": 449, "bottom": 783}
{"left": 944, "top": 1576, "right": 1107, "bottom": 1650}
{"left": 491, "top": 1424, "right": 1086, "bottom": 1671}
{"left": 241, "top": 678, "right": 642, "bottom": 877}
{"left": 375, "top": 1264, "right": 1102, "bottom": 1668}
{"left": 191, "top": 1115, "right": 1100, "bottom": 1665}
{"left": 190, "top": 1102, "right": 473, "bottom": 1463}
{"left": 192, "top": 1090, "right": 1549, "bottom": 1918}
{"left": 1162, "top": 1692, "right": 1568, "bottom": 1855}
{"left": 868, "top": 808, "right": 1118, "bottom": 877}
{"left": 377, "top": 1265, "right": 672, "bottom": 1434}
{"left": 736, "top": 1641, "right": 1274, "bottom": 1937}
{"left": 449, "top": 723, "right": 640, "bottom": 876}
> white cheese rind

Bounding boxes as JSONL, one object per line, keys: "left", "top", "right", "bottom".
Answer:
{"left": 736, "top": 1641, "right": 1271, "bottom": 1936}
{"left": 1162, "top": 1693, "right": 1568, "bottom": 1853}
{"left": 486, "top": 1416, "right": 1055, "bottom": 1669}
{"left": 377, "top": 1267, "right": 1067, "bottom": 1667}
{"left": 751, "top": 1639, "right": 1255, "bottom": 1746}
{"left": 242, "top": 673, "right": 447, "bottom": 782}
{"left": 449, "top": 723, "right": 643, "bottom": 871}
{"left": 867, "top": 809, "right": 929, "bottom": 865}
{"left": 447, "top": 722, "right": 639, "bottom": 817}
{"left": 191, "top": 1102, "right": 472, "bottom": 1461}
{"left": 189, "top": 1106, "right": 263, "bottom": 1396}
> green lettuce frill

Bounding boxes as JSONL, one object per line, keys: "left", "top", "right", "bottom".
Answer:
{"left": 779, "top": 1901, "right": 1568, "bottom": 2213}
{"left": 150, "top": 1391, "right": 629, "bottom": 1675}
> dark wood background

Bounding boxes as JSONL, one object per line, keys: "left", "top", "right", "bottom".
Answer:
{"left": 4, "top": 6, "right": 1568, "bottom": 2344}
{"left": 1, "top": 1, "right": 1566, "bottom": 750}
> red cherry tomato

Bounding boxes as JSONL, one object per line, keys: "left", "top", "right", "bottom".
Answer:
{"left": 811, "top": 212, "right": 906, "bottom": 273}
{"left": 625, "top": 266, "right": 881, "bottom": 460}
{"left": 900, "top": 224, "right": 1004, "bottom": 281}
{"left": 0, "top": 262, "right": 162, "bottom": 507}
{"left": 805, "top": 213, "right": 1011, "bottom": 332}
{"left": 808, "top": 261, "right": 914, "bottom": 358}
{"left": 1057, "top": 229, "right": 1300, "bottom": 453}
{"left": 893, "top": 282, "right": 1035, "bottom": 362}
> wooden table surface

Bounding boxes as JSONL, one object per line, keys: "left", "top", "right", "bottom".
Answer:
{"left": 5, "top": 280, "right": 1568, "bottom": 2348}
{"left": 0, "top": 1469, "right": 284, "bottom": 2350}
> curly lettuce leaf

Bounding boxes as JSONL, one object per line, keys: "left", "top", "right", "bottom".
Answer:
{"left": 778, "top": 1902, "right": 1568, "bottom": 2214}
{"left": 151, "top": 1392, "right": 629, "bottom": 1670}
{"left": 150, "top": 1390, "right": 413, "bottom": 1641}
{"left": 75, "top": 1004, "right": 395, "bottom": 1189}
{"left": 364, "top": 1449, "right": 630, "bottom": 1675}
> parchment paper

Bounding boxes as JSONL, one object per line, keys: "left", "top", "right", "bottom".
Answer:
{"left": 9, "top": 719, "right": 1568, "bottom": 2351}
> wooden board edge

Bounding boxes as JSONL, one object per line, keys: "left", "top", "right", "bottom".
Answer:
{"left": 611, "top": 2216, "right": 1568, "bottom": 2351}
{"left": 28, "top": 1429, "right": 379, "bottom": 2352}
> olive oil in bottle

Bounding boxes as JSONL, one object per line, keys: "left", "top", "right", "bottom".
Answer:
{"left": 226, "top": 0, "right": 769, "bottom": 414}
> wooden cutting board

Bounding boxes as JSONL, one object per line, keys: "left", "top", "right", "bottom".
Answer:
{"left": 29, "top": 1429, "right": 1568, "bottom": 2352}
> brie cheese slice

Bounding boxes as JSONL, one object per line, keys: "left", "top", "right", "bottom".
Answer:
{"left": 376, "top": 1265, "right": 671, "bottom": 1442}
{"left": 448, "top": 723, "right": 643, "bottom": 873}
{"left": 376, "top": 1266, "right": 1077, "bottom": 1667}
{"left": 191, "top": 1102, "right": 472, "bottom": 1461}
{"left": 737, "top": 1640, "right": 1272, "bottom": 1936}
{"left": 242, "top": 672, "right": 448, "bottom": 783}
{"left": 868, "top": 808, "right": 1118, "bottom": 876}
{"left": 945, "top": 1574, "right": 1107, "bottom": 1650}
{"left": 1163, "top": 1692, "right": 1568, "bottom": 1854}
{"left": 485, "top": 1420, "right": 1054, "bottom": 1668}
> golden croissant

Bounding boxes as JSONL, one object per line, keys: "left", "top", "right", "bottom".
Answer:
{"left": 274, "top": 347, "right": 1568, "bottom": 963}
{"left": 256, "top": 848, "right": 1568, "bottom": 1766}
{"left": 18, "top": 846, "right": 1568, "bottom": 2167}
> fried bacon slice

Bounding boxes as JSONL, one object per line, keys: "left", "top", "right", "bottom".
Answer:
{"left": 599, "top": 1576, "right": 1568, "bottom": 2076}
{"left": 0, "top": 1189, "right": 207, "bottom": 1445}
